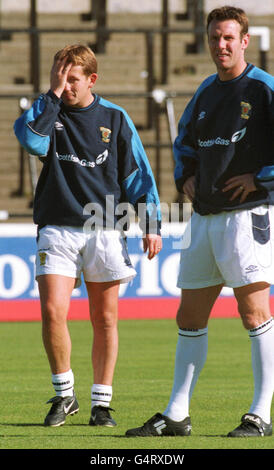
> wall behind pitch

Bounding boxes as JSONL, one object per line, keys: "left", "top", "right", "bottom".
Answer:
{"left": 0, "top": 223, "right": 273, "bottom": 321}
{"left": 2, "top": 0, "right": 274, "bottom": 15}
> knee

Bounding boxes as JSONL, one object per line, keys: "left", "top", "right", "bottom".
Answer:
{"left": 238, "top": 306, "right": 271, "bottom": 330}
{"left": 91, "top": 309, "right": 117, "bottom": 331}
{"left": 41, "top": 301, "right": 67, "bottom": 329}
{"left": 235, "top": 282, "right": 271, "bottom": 330}
{"left": 175, "top": 305, "right": 197, "bottom": 329}
{"left": 176, "top": 304, "right": 208, "bottom": 330}
{"left": 176, "top": 304, "right": 184, "bottom": 329}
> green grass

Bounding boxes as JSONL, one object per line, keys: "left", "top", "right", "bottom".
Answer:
{"left": 0, "top": 317, "right": 274, "bottom": 451}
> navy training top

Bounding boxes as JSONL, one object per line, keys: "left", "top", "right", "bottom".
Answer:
{"left": 14, "top": 91, "right": 161, "bottom": 233}
{"left": 174, "top": 64, "right": 274, "bottom": 215}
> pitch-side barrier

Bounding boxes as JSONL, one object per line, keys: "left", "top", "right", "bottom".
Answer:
{"left": 1, "top": 223, "right": 273, "bottom": 321}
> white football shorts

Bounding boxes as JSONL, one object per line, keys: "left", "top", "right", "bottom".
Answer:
{"left": 36, "top": 225, "right": 136, "bottom": 286}
{"left": 177, "top": 205, "right": 274, "bottom": 289}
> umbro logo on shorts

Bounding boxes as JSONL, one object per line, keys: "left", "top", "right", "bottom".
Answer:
{"left": 245, "top": 265, "right": 259, "bottom": 273}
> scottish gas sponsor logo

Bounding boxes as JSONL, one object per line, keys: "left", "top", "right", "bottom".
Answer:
{"left": 56, "top": 150, "right": 108, "bottom": 168}
{"left": 198, "top": 137, "right": 230, "bottom": 147}
{"left": 56, "top": 151, "right": 96, "bottom": 168}
{"left": 95, "top": 149, "right": 108, "bottom": 165}
{"left": 231, "top": 127, "right": 247, "bottom": 142}
{"left": 198, "top": 127, "right": 246, "bottom": 148}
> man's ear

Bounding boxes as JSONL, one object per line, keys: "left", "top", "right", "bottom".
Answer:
{"left": 241, "top": 33, "right": 250, "bottom": 50}
{"left": 89, "top": 73, "right": 98, "bottom": 88}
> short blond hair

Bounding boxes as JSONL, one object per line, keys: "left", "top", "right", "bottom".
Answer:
{"left": 54, "top": 44, "right": 97, "bottom": 76}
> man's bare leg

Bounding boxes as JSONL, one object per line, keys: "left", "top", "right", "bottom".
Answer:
{"left": 87, "top": 280, "right": 120, "bottom": 426}
{"left": 38, "top": 274, "right": 76, "bottom": 374}
{"left": 38, "top": 274, "right": 79, "bottom": 426}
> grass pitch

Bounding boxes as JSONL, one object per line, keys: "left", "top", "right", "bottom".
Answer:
{"left": 0, "top": 317, "right": 274, "bottom": 455}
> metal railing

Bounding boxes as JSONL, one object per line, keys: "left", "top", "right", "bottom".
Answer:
{"left": 0, "top": 23, "right": 269, "bottom": 128}
{"left": 0, "top": 0, "right": 206, "bottom": 86}
{"left": 0, "top": 25, "right": 205, "bottom": 120}
{"left": 0, "top": 1, "right": 270, "bottom": 213}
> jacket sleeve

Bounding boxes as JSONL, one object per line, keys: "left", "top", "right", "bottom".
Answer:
{"left": 244, "top": 67, "right": 274, "bottom": 193}
{"left": 118, "top": 111, "right": 161, "bottom": 234}
{"left": 13, "top": 90, "right": 61, "bottom": 157}
{"left": 174, "top": 74, "right": 217, "bottom": 193}
{"left": 255, "top": 85, "right": 274, "bottom": 192}
{"left": 173, "top": 95, "right": 198, "bottom": 193}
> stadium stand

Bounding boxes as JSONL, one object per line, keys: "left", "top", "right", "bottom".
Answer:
{"left": 0, "top": 3, "right": 274, "bottom": 222}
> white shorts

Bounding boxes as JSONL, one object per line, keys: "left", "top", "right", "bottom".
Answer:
{"left": 177, "top": 205, "right": 274, "bottom": 289}
{"left": 36, "top": 225, "right": 136, "bottom": 286}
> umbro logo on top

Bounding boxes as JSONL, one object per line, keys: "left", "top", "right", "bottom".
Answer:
{"left": 54, "top": 121, "right": 64, "bottom": 130}
{"left": 198, "top": 111, "right": 206, "bottom": 120}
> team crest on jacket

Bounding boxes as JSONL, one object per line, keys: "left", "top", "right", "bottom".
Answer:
{"left": 100, "top": 127, "right": 112, "bottom": 143}
{"left": 240, "top": 101, "right": 252, "bottom": 120}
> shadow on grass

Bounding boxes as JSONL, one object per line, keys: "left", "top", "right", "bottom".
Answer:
{"left": 1, "top": 423, "right": 231, "bottom": 440}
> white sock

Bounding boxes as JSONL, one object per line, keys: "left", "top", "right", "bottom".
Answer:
{"left": 52, "top": 369, "right": 74, "bottom": 397}
{"left": 248, "top": 318, "right": 274, "bottom": 424}
{"left": 91, "top": 384, "right": 112, "bottom": 409}
{"left": 163, "top": 327, "right": 208, "bottom": 421}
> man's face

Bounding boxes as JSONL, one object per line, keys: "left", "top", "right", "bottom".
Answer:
{"left": 208, "top": 19, "right": 249, "bottom": 80}
{"left": 61, "top": 65, "right": 97, "bottom": 108}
